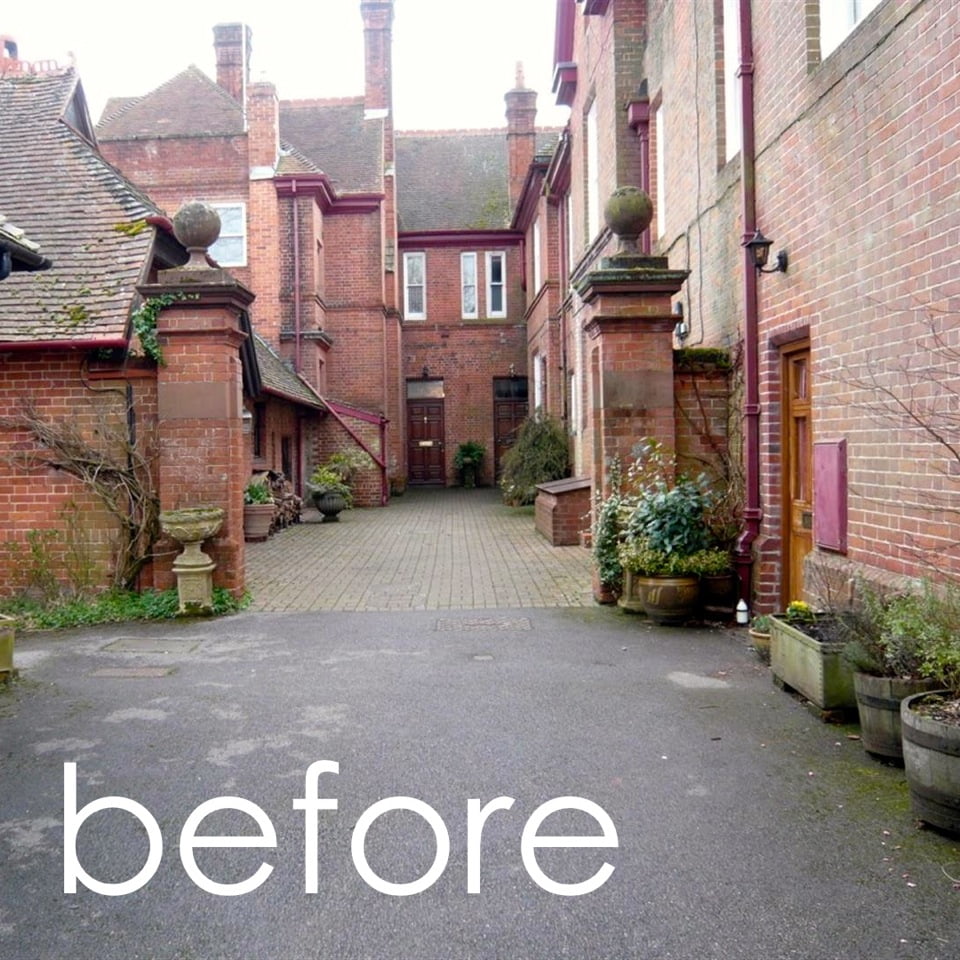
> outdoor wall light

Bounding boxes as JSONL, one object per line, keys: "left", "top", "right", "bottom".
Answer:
{"left": 673, "top": 301, "right": 688, "bottom": 341}
{"left": 743, "top": 230, "right": 788, "bottom": 274}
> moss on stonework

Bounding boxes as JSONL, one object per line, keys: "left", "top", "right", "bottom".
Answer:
{"left": 674, "top": 347, "right": 732, "bottom": 372}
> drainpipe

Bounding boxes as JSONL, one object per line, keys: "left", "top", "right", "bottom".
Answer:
{"left": 734, "top": 0, "right": 761, "bottom": 606}
{"left": 292, "top": 181, "right": 302, "bottom": 374}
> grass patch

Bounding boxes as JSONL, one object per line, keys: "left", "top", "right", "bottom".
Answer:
{"left": 0, "top": 588, "right": 249, "bottom": 631}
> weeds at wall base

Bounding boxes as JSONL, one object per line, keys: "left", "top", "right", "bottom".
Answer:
{"left": 0, "top": 588, "right": 250, "bottom": 631}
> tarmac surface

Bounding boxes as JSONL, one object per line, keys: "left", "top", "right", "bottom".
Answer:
{"left": 2, "top": 489, "right": 960, "bottom": 959}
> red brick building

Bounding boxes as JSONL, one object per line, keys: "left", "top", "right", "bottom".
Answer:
{"left": 95, "top": 4, "right": 558, "bottom": 494}
{"left": 0, "top": 59, "right": 323, "bottom": 597}
{"left": 520, "top": 0, "right": 960, "bottom": 609}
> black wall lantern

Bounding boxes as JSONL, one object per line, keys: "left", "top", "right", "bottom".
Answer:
{"left": 743, "top": 230, "right": 788, "bottom": 274}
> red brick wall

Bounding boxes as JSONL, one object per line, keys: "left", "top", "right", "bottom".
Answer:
{"left": 0, "top": 353, "right": 159, "bottom": 597}
{"left": 399, "top": 241, "right": 527, "bottom": 487}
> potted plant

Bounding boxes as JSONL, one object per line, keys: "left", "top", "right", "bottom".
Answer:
{"left": 616, "top": 450, "right": 715, "bottom": 625}
{"left": 693, "top": 546, "right": 736, "bottom": 616}
{"left": 454, "top": 441, "right": 485, "bottom": 489}
{"left": 617, "top": 538, "right": 702, "bottom": 623}
{"left": 842, "top": 586, "right": 938, "bottom": 761}
{"left": 770, "top": 599, "right": 857, "bottom": 713}
{"left": 897, "top": 581, "right": 960, "bottom": 835}
{"left": 243, "top": 481, "right": 276, "bottom": 542}
{"left": 307, "top": 466, "right": 353, "bottom": 522}
{"left": 749, "top": 614, "right": 772, "bottom": 661}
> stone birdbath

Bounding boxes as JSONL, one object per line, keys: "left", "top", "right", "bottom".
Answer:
{"left": 159, "top": 506, "right": 225, "bottom": 614}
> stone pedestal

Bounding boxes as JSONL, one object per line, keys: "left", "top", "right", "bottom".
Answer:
{"left": 140, "top": 202, "right": 256, "bottom": 596}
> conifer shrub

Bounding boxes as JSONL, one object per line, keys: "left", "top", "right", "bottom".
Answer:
{"left": 499, "top": 413, "right": 569, "bottom": 506}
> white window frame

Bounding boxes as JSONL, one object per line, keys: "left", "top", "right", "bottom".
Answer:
{"left": 820, "top": 0, "right": 882, "bottom": 59}
{"left": 461, "top": 252, "right": 478, "bottom": 319}
{"left": 532, "top": 218, "right": 542, "bottom": 297}
{"left": 209, "top": 202, "right": 247, "bottom": 267}
{"left": 586, "top": 100, "right": 600, "bottom": 243}
{"left": 486, "top": 251, "right": 506, "bottom": 318}
{"left": 533, "top": 351, "right": 544, "bottom": 411}
{"left": 722, "top": 0, "right": 741, "bottom": 163}
{"left": 403, "top": 251, "right": 426, "bottom": 320}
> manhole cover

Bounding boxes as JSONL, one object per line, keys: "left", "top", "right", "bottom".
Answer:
{"left": 102, "top": 637, "right": 200, "bottom": 654}
{"left": 435, "top": 617, "right": 532, "bottom": 632}
{"left": 90, "top": 667, "right": 176, "bottom": 678}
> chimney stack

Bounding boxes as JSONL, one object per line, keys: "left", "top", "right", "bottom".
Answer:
{"left": 505, "top": 62, "right": 538, "bottom": 211}
{"left": 213, "top": 23, "right": 251, "bottom": 104}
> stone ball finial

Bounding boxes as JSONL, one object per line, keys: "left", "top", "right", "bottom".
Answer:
{"left": 604, "top": 186, "right": 653, "bottom": 255}
{"left": 172, "top": 201, "right": 221, "bottom": 269}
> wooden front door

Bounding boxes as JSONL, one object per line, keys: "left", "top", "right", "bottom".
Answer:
{"left": 493, "top": 377, "right": 529, "bottom": 479}
{"left": 781, "top": 341, "right": 813, "bottom": 604}
{"left": 408, "top": 400, "right": 445, "bottom": 485}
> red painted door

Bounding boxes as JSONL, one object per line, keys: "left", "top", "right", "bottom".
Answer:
{"left": 408, "top": 400, "right": 445, "bottom": 485}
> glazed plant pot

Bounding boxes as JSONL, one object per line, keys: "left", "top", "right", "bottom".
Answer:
{"left": 632, "top": 573, "right": 700, "bottom": 625}
{"left": 313, "top": 490, "right": 347, "bottom": 522}
{"left": 901, "top": 690, "right": 960, "bottom": 836}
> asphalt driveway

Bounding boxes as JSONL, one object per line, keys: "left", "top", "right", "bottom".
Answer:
{"left": 2, "top": 606, "right": 959, "bottom": 959}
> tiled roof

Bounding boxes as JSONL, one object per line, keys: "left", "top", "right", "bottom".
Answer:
{"left": 0, "top": 69, "right": 165, "bottom": 344}
{"left": 96, "top": 66, "right": 245, "bottom": 140}
{"left": 253, "top": 335, "right": 324, "bottom": 409}
{"left": 395, "top": 130, "right": 560, "bottom": 232}
{"left": 279, "top": 99, "right": 383, "bottom": 193}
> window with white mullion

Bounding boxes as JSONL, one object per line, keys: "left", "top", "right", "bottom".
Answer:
{"left": 209, "top": 202, "right": 246, "bottom": 266}
{"left": 461, "top": 252, "right": 478, "bottom": 319}
{"left": 820, "top": 0, "right": 882, "bottom": 58}
{"left": 486, "top": 251, "right": 506, "bottom": 318}
{"left": 403, "top": 251, "right": 426, "bottom": 320}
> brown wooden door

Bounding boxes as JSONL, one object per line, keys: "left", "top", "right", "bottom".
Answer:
{"left": 781, "top": 341, "right": 813, "bottom": 604}
{"left": 494, "top": 400, "right": 528, "bottom": 478}
{"left": 408, "top": 400, "right": 445, "bottom": 484}
{"left": 493, "top": 377, "right": 529, "bottom": 478}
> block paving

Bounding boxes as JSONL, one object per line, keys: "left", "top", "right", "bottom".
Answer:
{"left": 245, "top": 487, "right": 595, "bottom": 611}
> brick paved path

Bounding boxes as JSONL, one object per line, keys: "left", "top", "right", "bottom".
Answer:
{"left": 245, "top": 487, "right": 595, "bottom": 611}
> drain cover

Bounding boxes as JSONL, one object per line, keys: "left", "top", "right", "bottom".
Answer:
{"left": 102, "top": 637, "right": 200, "bottom": 654}
{"left": 90, "top": 667, "right": 176, "bottom": 678}
{"left": 436, "top": 617, "right": 532, "bottom": 631}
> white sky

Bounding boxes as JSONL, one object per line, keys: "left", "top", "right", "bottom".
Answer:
{"left": 4, "top": 0, "right": 569, "bottom": 131}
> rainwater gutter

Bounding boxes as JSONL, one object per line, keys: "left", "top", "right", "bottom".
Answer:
{"left": 0, "top": 338, "right": 129, "bottom": 352}
{"left": 734, "top": 0, "right": 762, "bottom": 605}
{"left": 292, "top": 181, "right": 302, "bottom": 374}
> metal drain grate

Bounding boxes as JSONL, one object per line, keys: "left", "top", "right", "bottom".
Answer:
{"left": 435, "top": 617, "right": 532, "bottom": 631}
{"left": 90, "top": 667, "right": 176, "bottom": 678}
{"left": 101, "top": 637, "right": 201, "bottom": 654}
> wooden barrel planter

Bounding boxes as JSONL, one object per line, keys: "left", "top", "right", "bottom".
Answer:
{"left": 853, "top": 673, "right": 937, "bottom": 762}
{"left": 901, "top": 690, "right": 960, "bottom": 836}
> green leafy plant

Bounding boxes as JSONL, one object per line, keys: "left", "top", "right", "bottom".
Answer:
{"left": 750, "top": 614, "right": 772, "bottom": 634}
{"left": 308, "top": 466, "right": 353, "bottom": 507}
{"left": 129, "top": 292, "right": 197, "bottom": 365}
{"left": 0, "top": 587, "right": 249, "bottom": 631}
{"left": 618, "top": 539, "right": 709, "bottom": 577}
{"left": 244, "top": 481, "right": 274, "bottom": 505}
{"left": 684, "top": 547, "right": 733, "bottom": 576}
{"left": 500, "top": 413, "right": 569, "bottom": 506}
{"left": 454, "top": 441, "right": 485, "bottom": 488}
